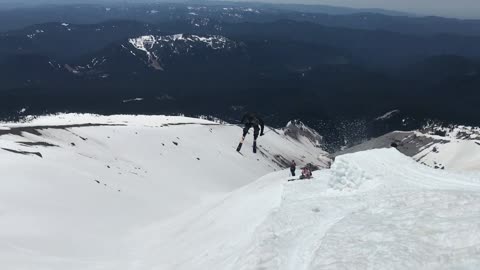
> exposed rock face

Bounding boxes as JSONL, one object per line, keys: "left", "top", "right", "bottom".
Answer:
{"left": 283, "top": 120, "right": 324, "bottom": 148}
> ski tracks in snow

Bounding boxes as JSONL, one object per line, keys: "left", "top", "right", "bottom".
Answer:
{"left": 234, "top": 149, "right": 480, "bottom": 270}
{"left": 234, "top": 172, "right": 367, "bottom": 270}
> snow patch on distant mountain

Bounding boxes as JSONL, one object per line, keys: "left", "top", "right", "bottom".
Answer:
{"left": 47, "top": 60, "right": 61, "bottom": 69}
{"left": 128, "top": 34, "right": 235, "bottom": 52}
{"left": 122, "top": 98, "right": 144, "bottom": 103}
{"left": 375, "top": 109, "right": 400, "bottom": 121}
{"left": 64, "top": 64, "right": 80, "bottom": 74}
{"left": 127, "top": 34, "right": 237, "bottom": 70}
{"left": 26, "top": 29, "right": 44, "bottom": 39}
{"left": 242, "top": 7, "right": 260, "bottom": 13}
{"left": 128, "top": 35, "right": 164, "bottom": 70}
{"left": 422, "top": 122, "right": 480, "bottom": 140}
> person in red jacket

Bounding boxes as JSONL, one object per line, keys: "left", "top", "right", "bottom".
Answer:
{"left": 301, "top": 166, "right": 312, "bottom": 179}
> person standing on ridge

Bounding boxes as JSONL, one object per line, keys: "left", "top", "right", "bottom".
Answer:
{"left": 236, "top": 112, "right": 265, "bottom": 153}
{"left": 290, "top": 160, "right": 296, "bottom": 177}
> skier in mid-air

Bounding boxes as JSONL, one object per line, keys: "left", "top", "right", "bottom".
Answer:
{"left": 237, "top": 112, "right": 265, "bottom": 153}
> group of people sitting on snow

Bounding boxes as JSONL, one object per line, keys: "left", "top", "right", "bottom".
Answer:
{"left": 290, "top": 160, "right": 315, "bottom": 180}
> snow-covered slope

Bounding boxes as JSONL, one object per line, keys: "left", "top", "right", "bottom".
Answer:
{"left": 130, "top": 149, "right": 480, "bottom": 269}
{"left": 336, "top": 130, "right": 480, "bottom": 172}
{"left": 2, "top": 115, "right": 479, "bottom": 269}
{"left": 0, "top": 114, "right": 329, "bottom": 269}
{"left": 124, "top": 149, "right": 480, "bottom": 269}
{"left": 411, "top": 132, "right": 480, "bottom": 172}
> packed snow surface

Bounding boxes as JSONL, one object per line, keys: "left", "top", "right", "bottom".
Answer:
{"left": 138, "top": 149, "right": 480, "bottom": 270}
{"left": 1, "top": 115, "right": 479, "bottom": 269}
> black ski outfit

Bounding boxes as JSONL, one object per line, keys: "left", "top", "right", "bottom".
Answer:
{"left": 290, "top": 161, "right": 296, "bottom": 177}
{"left": 241, "top": 112, "right": 265, "bottom": 140}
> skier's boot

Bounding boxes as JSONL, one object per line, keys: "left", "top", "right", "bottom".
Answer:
{"left": 237, "top": 136, "right": 245, "bottom": 152}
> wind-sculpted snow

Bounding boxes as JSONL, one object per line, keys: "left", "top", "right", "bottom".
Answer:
{"left": 328, "top": 156, "right": 375, "bottom": 191}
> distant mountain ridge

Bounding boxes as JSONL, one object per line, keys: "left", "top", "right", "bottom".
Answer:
{"left": 1, "top": 4, "right": 480, "bottom": 150}
{"left": 0, "top": 2, "right": 480, "bottom": 36}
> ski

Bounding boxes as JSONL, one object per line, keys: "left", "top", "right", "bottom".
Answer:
{"left": 236, "top": 136, "right": 245, "bottom": 152}
{"left": 253, "top": 140, "right": 257, "bottom": 153}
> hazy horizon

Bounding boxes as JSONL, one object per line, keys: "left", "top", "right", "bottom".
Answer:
{"left": 0, "top": 0, "right": 479, "bottom": 19}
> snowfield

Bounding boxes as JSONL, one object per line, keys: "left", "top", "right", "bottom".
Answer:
{"left": 0, "top": 114, "right": 327, "bottom": 269}
{"left": 1, "top": 114, "right": 480, "bottom": 269}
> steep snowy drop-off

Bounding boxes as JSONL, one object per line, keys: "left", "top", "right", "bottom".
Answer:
{"left": 413, "top": 125, "right": 480, "bottom": 171}
{"left": 0, "top": 114, "right": 329, "bottom": 269}
{"left": 337, "top": 130, "right": 480, "bottom": 172}
{"left": 133, "top": 148, "right": 480, "bottom": 270}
